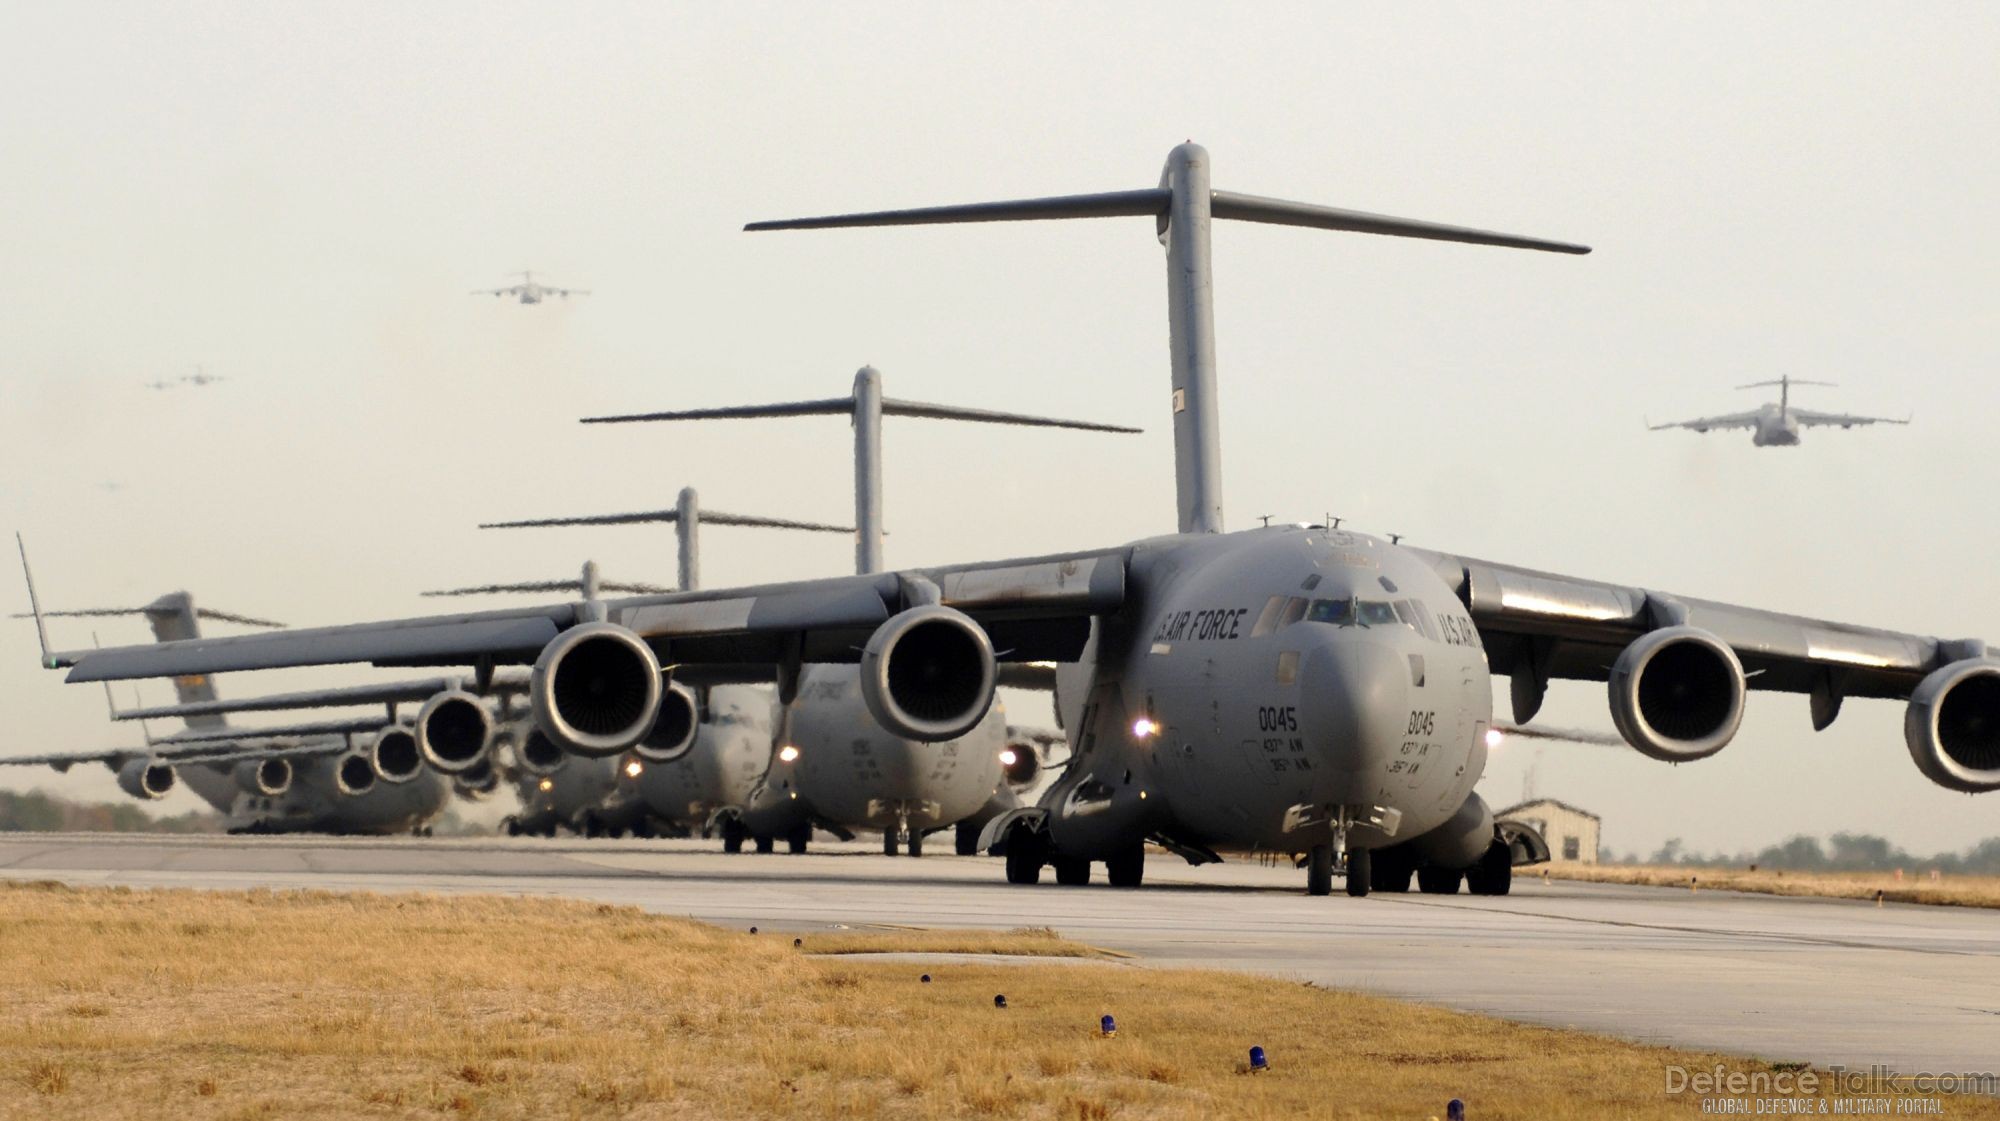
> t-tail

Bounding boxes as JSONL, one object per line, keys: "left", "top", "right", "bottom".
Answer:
{"left": 581, "top": 368, "right": 1139, "bottom": 574}
{"left": 744, "top": 144, "right": 1589, "bottom": 536}
{"left": 1738, "top": 374, "right": 1835, "bottom": 416}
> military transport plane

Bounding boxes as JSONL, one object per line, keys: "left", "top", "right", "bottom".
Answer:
{"left": 472, "top": 271, "right": 589, "bottom": 305}
{"left": 1649, "top": 375, "right": 1910, "bottom": 446}
{"left": 565, "top": 369, "right": 1138, "bottom": 856}
{"left": 34, "top": 146, "right": 2000, "bottom": 901}
{"left": 6, "top": 584, "right": 451, "bottom": 834}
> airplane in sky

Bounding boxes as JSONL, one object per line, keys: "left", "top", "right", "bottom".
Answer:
{"left": 4, "top": 586, "right": 455, "bottom": 834}
{"left": 1649, "top": 375, "right": 1910, "bottom": 446}
{"left": 182, "top": 366, "right": 225, "bottom": 388}
{"left": 561, "top": 368, "right": 1138, "bottom": 856}
{"left": 472, "top": 270, "right": 589, "bottom": 305}
{"left": 35, "top": 146, "right": 1997, "bottom": 900}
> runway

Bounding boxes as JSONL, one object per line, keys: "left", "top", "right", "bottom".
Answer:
{"left": 2, "top": 832, "right": 1995, "bottom": 1076}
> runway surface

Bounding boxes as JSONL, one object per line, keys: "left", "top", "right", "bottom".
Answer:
{"left": 2, "top": 832, "right": 1995, "bottom": 1075}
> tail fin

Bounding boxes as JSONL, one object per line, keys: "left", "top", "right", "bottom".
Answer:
{"left": 580, "top": 370, "right": 1137, "bottom": 574}
{"left": 746, "top": 144, "right": 1586, "bottom": 535}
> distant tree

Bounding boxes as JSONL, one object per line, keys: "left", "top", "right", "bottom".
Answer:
{"left": 1650, "top": 837, "right": 1685, "bottom": 865}
{"left": 0, "top": 790, "right": 219, "bottom": 834}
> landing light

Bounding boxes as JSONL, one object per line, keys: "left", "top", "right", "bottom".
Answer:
{"left": 624, "top": 760, "right": 643, "bottom": 778}
{"left": 998, "top": 749, "right": 1018, "bottom": 766}
{"left": 537, "top": 778, "right": 554, "bottom": 792}
{"left": 778, "top": 744, "right": 801, "bottom": 763}
{"left": 1484, "top": 728, "right": 1503, "bottom": 749}
{"left": 1131, "top": 718, "right": 1159, "bottom": 740}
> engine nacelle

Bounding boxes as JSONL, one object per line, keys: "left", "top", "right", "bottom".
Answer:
{"left": 1000, "top": 742, "right": 1041, "bottom": 787}
{"left": 633, "top": 683, "right": 699, "bottom": 764}
{"left": 453, "top": 757, "right": 501, "bottom": 801}
{"left": 512, "top": 726, "right": 566, "bottom": 777}
{"left": 117, "top": 756, "right": 176, "bottom": 801}
{"left": 233, "top": 757, "right": 292, "bottom": 798}
{"left": 370, "top": 727, "right": 423, "bottom": 785}
{"left": 530, "top": 623, "right": 663, "bottom": 758}
{"left": 858, "top": 605, "right": 996, "bottom": 742}
{"left": 416, "top": 690, "right": 494, "bottom": 775}
{"left": 334, "top": 750, "right": 378, "bottom": 797}
{"left": 1607, "top": 626, "right": 1746, "bottom": 762}
{"left": 1905, "top": 659, "right": 2000, "bottom": 793}
{"left": 1409, "top": 791, "right": 1495, "bottom": 870}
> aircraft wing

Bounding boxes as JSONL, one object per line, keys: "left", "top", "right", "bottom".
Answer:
{"left": 1790, "top": 409, "right": 1909, "bottom": 430}
{"left": 114, "top": 671, "right": 530, "bottom": 722}
{"left": 1647, "top": 411, "right": 1760, "bottom": 434}
{"left": 472, "top": 286, "right": 521, "bottom": 297}
{"left": 51, "top": 548, "right": 1130, "bottom": 682}
{"left": 0, "top": 737, "right": 353, "bottom": 773}
{"left": 1409, "top": 548, "right": 1985, "bottom": 715}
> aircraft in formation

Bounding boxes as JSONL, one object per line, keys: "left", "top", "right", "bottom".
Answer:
{"left": 472, "top": 270, "right": 589, "bottom": 305}
{"left": 144, "top": 367, "right": 226, "bottom": 391}
{"left": 1649, "top": 375, "right": 1909, "bottom": 446}
{"left": 25, "top": 145, "right": 1996, "bottom": 900}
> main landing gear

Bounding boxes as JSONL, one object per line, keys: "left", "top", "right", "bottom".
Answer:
{"left": 1001, "top": 824, "right": 1144, "bottom": 888}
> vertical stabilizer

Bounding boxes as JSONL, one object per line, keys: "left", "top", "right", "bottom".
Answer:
{"left": 142, "top": 593, "right": 225, "bottom": 729}
{"left": 852, "top": 368, "right": 886, "bottom": 574}
{"left": 675, "top": 486, "right": 701, "bottom": 591}
{"left": 743, "top": 144, "right": 1587, "bottom": 536}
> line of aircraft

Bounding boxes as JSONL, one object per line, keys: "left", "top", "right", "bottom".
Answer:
{"left": 16, "top": 144, "right": 1988, "bottom": 899}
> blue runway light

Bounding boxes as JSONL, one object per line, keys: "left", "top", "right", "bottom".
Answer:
{"left": 1099, "top": 1015, "right": 1117, "bottom": 1038}
{"left": 920, "top": 974, "right": 932, "bottom": 983}
{"left": 1447, "top": 1098, "right": 1465, "bottom": 1120}
{"left": 1248, "top": 1045, "right": 1268, "bottom": 1072}
{"left": 993, "top": 994, "right": 1008, "bottom": 1009}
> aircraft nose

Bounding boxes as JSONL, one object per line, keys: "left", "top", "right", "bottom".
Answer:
{"left": 1296, "top": 636, "right": 1410, "bottom": 791}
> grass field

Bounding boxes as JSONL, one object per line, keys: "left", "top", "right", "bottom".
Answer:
{"left": 1544, "top": 862, "right": 2000, "bottom": 909}
{"left": 1, "top": 880, "right": 1990, "bottom": 1120}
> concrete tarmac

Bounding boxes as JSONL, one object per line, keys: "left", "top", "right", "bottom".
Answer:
{"left": 2, "top": 833, "right": 1995, "bottom": 1076}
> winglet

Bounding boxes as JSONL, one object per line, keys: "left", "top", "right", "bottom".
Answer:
{"left": 17, "top": 533, "right": 54, "bottom": 669}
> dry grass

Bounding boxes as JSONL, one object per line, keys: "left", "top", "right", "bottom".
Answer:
{"left": 0, "top": 880, "right": 1991, "bottom": 1120}
{"left": 1546, "top": 862, "right": 2000, "bottom": 909}
{"left": 795, "top": 925, "right": 1112, "bottom": 958}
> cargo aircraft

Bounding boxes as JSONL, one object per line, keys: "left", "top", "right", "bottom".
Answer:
{"left": 472, "top": 271, "right": 588, "bottom": 305}
{"left": 1649, "top": 375, "right": 1909, "bottom": 446}
{"left": 31, "top": 146, "right": 1997, "bottom": 897}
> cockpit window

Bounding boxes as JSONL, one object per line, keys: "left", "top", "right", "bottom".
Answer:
{"left": 1302, "top": 597, "right": 1419, "bottom": 631}
{"left": 1305, "top": 598, "right": 1353, "bottom": 625}
{"left": 1358, "top": 601, "right": 1398, "bottom": 626}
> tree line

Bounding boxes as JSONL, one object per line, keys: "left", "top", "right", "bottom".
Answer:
{"left": 1624, "top": 833, "right": 2000, "bottom": 875}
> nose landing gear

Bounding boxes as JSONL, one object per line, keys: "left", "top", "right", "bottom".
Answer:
{"left": 1305, "top": 808, "right": 1374, "bottom": 896}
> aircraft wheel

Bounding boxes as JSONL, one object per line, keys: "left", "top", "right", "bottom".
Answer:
{"left": 754, "top": 834, "right": 775, "bottom": 855}
{"left": 1053, "top": 856, "right": 1091, "bottom": 886}
{"left": 955, "top": 821, "right": 980, "bottom": 856}
{"left": 1418, "top": 866, "right": 1463, "bottom": 895}
{"left": 1370, "top": 849, "right": 1414, "bottom": 893}
{"left": 503, "top": 818, "right": 521, "bottom": 838}
{"left": 1003, "top": 826, "right": 1046, "bottom": 885}
{"left": 1105, "top": 844, "right": 1144, "bottom": 888}
{"left": 1465, "top": 842, "right": 1514, "bottom": 896}
{"left": 907, "top": 830, "right": 924, "bottom": 858}
{"left": 1345, "top": 847, "right": 1372, "bottom": 897}
{"left": 1306, "top": 844, "right": 1334, "bottom": 896}
{"left": 721, "top": 818, "right": 746, "bottom": 854}
{"left": 786, "top": 824, "right": 811, "bottom": 854}
{"left": 883, "top": 831, "right": 900, "bottom": 857}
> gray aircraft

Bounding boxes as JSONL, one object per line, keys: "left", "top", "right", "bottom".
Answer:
{"left": 6, "top": 587, "right": 452, "bottom": 835}
{"left": 562, "top": 368, "right": 1137, "bottom": 855}
{"left": 1649, "top": 375, "right": 1909, "bottom": 446}
{"left": 472, "top": 271, "right": 589, "bottom": 305}
{"left": 38, "top": 146, "right": 2000, "bottom": 901}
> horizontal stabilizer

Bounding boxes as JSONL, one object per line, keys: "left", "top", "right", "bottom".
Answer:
{"left": 481, "top": 510, "right": 855, "bottom": 533}
{"left": 115, "top": 671, "right": 529, "bottom": 720}
{"left": 746, "top": 189, "right": 1171, "bottom": 231}
{"left": 1737, "top": 379, "right": 1835, "bottom": 390}
{"left": 881, "top": 399, "right": 1140, "bottom": 433}
{"left": 582, "top": 398, "right": 854, "bottom": 425}
{"left": 749, "top": 187, "right": 1588, "bottom": 255}
{"left": 12, "top": 606, "right": 284, "bottom": 628}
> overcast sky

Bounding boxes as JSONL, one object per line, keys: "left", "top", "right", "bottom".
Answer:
{"left": 3, "top": 3, "right": 1996, "bottom": 855}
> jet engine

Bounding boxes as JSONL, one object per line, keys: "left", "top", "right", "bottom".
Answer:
{"left": 1905, "top": 659, "right": 2000, "bottom": 793}
{"left": 632, "top": 682, "right": 699, "bottom": 764}
{"left": 416, "top": 689, "right": 494, "bottom": 774}
{"left": 232, "top": 757, "right": 292, "bottom": 798}
{"left": 529, "top": 623, "right": 663, "bottom": 758}
{"left": 370, "top": 727, "right": 424, "bottom": 784}
{"left": 116, "top": 756, "right": 176, "bottom": 800}
{"left": 453, "top": 757, "right": 501, "bottom": 801}
{"left": 1607, "top": 626, "right": 1745, "bottom": 762}
{"left": 334, "top": 750, "right": 378, "bottom": 797}
{"left": 858, "top": 605, "right": 996, "bottom": 742}
{"left": 1000, "top": 741, "right": 1042, "bottom": 787}
{"left": 512, "top": 727, "right": 566, "bottom": 777}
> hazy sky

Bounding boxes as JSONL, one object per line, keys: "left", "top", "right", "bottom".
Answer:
{"left": 3, "top": 3, "right": 1996, "bottom": 855}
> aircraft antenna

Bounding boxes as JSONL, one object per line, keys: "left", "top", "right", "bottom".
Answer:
{"left": 745, "top": 144, "right": 1587, "bottom": 536}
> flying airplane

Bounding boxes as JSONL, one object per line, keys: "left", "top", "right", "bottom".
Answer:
{"left": 1649, "top": 375, "right": 1909, "bottom": 446}
{"left": 34, "top": 146, "right": 1999, "bottom": 902}
{"left": 182, "top": 367, "right": 225, "bottom": 388}
{"left": 472, "top": 271, "right": 589, "bottom": 305}
{"left": 436, "top": 488, "right": 855, "bottom": 840}
{"left": 5, "top": 587, "right": 454, "bottom": 834}
{"left": 563, "top": 369, "right": 1138, "bottom": 856}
